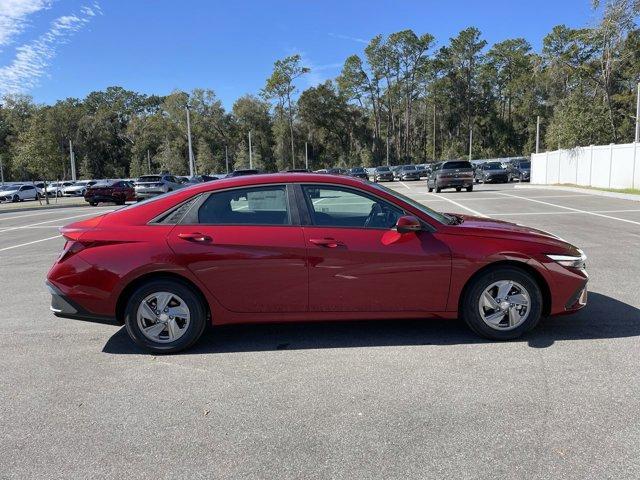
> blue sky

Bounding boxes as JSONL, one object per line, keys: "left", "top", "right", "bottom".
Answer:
{"left": 0, "top": 0, "right": 597, "bottom": 109}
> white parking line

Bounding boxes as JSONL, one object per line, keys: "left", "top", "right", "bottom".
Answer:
{"left": 0, "top": 211, "right": 111, "bottom": 234}
{"left": 425, "top": 193, "right": 487, "bottom": 218}
{"left": 495, "top": 192, "right": 640, "bottom": 226}
{"left": 0, "top": 206, "right": 114, "bottom": 222}
{"left": 0, "top": 235, "right": 62, "bottom": 252}
{"left": 488, "top": 208, "right": 640, "bottom": 216}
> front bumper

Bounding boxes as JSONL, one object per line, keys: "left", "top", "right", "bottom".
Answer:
{"left": 400, "top": 174, "right": 420, "bottom": 180}
{"left": 46, "top": 281, "right": 118, "bottom": 325}
{"left": 484, "top": 175, "right": 509, "bottom": 183}
{"left": 135, "top": 189, "right": 165, "bottom": 199}
{"left": 375, "top": 174, "right": 394, "bottom": 181}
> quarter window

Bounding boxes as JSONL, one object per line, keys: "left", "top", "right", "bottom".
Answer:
{"left": 197, "top": 186, "right": 291, "bottom": 225}
{"left": 302, "top": 185, "right": 402, "bottom": 229}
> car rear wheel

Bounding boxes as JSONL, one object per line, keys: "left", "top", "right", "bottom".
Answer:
{"left": 466, "top": 185, "right": 473, "bottom": 192}
{"left": 12, "top": 194, "right": 19, "bottom": 203}
{"left": 89, "top": 202, "right": 98, "bottom": 206}
{"left": 124, "top": 279, "right": 207, "bottom": 353}
{"left": 456, "top": 187, "right": 462, "bottom": 192}
{"left": 461, "top": 266, "right": 542, "bottom": 340}
{"left": 428, "top": 187, "right": 433, "bottom": 192}
{"left": 435, "top": 187, "right": 441, "bottom": 193}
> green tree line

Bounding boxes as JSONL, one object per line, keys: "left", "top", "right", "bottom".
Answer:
{"left": 0, "top": 0, "right": 638, "bottom": 181}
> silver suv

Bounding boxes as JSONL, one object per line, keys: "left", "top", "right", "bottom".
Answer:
{"left": 134, "top": 174, "right": 184, "bottom": 200}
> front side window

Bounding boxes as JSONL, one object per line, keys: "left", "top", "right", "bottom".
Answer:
{"left": 197, "top": 185, "right": 290, "bottom": 225}
{"left": 302, "top": 185, "right": 402, "bottom": 229}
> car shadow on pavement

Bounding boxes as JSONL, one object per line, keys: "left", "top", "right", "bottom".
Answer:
{"left": 102, "top": 292, "right": 640, "bottom": 355}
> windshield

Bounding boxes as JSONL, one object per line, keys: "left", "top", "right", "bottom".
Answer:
{"left": 402, "top": 165, "right": 416, "bottom": 170}
{"left": 442, "top": 161, "right": 472, "bottom": 170}
{"left": 138, "top": 176, "right": 162, "bottom": 182}
{"left": 351, "top": 168, "right": 365, "bottom": 173}
{"left": 485, "top": 162, "right": 503, "bottom": 170}
{"left": 371, "top": 182, "right": 451, "bottom": 224}
{"left": 376, "top": 166, "right": 390, "bottom": 172}
{"left": 519, "top": 161, "right": 531, "bottom": 168}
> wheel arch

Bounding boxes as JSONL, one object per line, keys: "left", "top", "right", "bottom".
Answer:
{"left": 115, "top": 271, "right": 211, "bottom": 325}
{"left": 457, "top": 260, "right": 552, "bottom": 317}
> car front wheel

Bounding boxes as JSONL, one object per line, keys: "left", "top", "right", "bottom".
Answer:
{"left": 461, "top": 266, "right": 543, "bottom": 340}
{"left": 124, "top": 279, "right": 207, "bottom": 353}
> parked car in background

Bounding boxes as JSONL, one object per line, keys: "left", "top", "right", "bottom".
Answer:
{"left": 397, "top": 165, "right": 421, "bottom": 181}
{"left": 226, "top": 169, "right": 260, "bottom": 178}
{"left": 63, "top": 180, "right": 98, "bottom": 196}
{"left": 45, "top": 181, "right": 76, "bottom": 197}
{"left": 326, "top": 168, "right": 348, "bottom": 175}
{"left": 284, "top": 168, "right": 311, "bottom": 173}
{"left": 474, "top": 162, "right": 510, "bottom": 184}
{"left": 0, "top": 184, "right": 39, "bottom": 202}
{"left": 47, "top": 172, "right": 588, "bottom": 353}
{"left": 515, "top": 160, "right": 531, "bottom": 182}
{"left": 391, "top": 165, "right": 403, "bottom": 180}
{"left": 427, "top": 160, "right": 474, "bottom": 192}
{"left": 85, "top": 180, "right": 136, "bottom": 206}
{"left": 373, "top": 166, "right": 394, "bottom": 182}
{"left": 415, "top": 165, "right": 430, "bottom": 178}
{"left": 185, "top": 175, "right": 220, "bottom": 184}
{"left": 348, "top": 167, "right": 369, "bottom": 180}
{"left": 134, "top": 174, "right": 184, "bottom": 200}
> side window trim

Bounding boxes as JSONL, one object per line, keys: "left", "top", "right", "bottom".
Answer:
{"left": 179, "top": 184, "right": 300, "bottom": 227}
{"left": 297, "top": 183, "right": 405, "bottom": 230}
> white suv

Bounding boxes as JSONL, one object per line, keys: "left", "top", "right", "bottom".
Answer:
{"left": 0, "top": 184, "right": 39, "bottom": 202}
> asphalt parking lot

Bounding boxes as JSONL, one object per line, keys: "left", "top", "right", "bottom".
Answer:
{"left": 1, "top": 182, "right": 639, "bottom": 479}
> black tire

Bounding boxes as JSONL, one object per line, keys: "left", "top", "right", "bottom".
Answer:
{"left": 435, "top": 187, "right": 441, "bottom": 193}
{"left": 474, "top": 178, "right": 479, "bottom": 183}
{"left": 124, "top": 279, "right": 208, "bottom": 354}
{"left": 428, "top": 187, "right": 433, "bottom": 192}
{"left": 455, "top": 187, "right": 462, "bottom": 192}
{"left": 12, "top": 194, "right": 19, "bottom": 203}
{"left": 466, "top": 185, "right": 473, "bottom": 192}
{"left": 461, "top": 266, "right": 543, "bottom": 340}
{"left": 56, "top": 191, "right": 62, "bottom": 197}
{"left": 89, "top": 202, "right": 98, "bottom": 206}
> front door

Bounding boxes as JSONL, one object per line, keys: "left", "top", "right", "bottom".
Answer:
{"left": 299, "top": 185, "right": 451, "bottom": 312}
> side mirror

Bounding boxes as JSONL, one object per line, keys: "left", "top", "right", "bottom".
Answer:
{"left": 395, "top": 215, "right": 422, "bottom": 234}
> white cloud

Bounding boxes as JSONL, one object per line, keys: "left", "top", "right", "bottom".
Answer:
{"left": 0, "top": 2, "right": 101, "bottom": 95}
{"left": 328, "top": 32, "right": 368, "bottom": 45}
{"left": 0, "top": 0, "right": 53, "bottom": 49}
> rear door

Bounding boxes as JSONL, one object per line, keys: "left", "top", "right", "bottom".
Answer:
{"left": 298, "top": 184, "right": 451, "bottom": 312}
{"left": 167, "top": 184, "right": 308, "bottom": 313}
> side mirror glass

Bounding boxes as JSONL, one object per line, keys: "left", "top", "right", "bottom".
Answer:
{"left": 395, "top": 215, "right": 422, "bottom": 234}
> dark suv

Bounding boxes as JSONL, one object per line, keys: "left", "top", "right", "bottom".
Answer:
{"left": 427, "top": 160, "right": 474, "bottom": 192}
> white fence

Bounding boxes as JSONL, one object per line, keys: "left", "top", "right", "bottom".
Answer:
{"left": 531, "top": 143, "right": 640, "bottom": 189}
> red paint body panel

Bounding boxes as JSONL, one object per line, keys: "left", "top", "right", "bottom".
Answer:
{"left": 46, "top": 173, "right": 588, "bottom": 325}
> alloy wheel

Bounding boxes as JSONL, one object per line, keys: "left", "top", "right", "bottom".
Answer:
{"left": 478, "top": 280, "right": 530, "bottom": 331}
{"left": 136, "top": 291, "right": 191, "bottom": 343}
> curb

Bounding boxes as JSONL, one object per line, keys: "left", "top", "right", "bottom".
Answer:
{"left": 514, "top": 184, "right": 640, "bottom": 203}
{"left": 0, "top": 202, "right": 88, "bottom": 215}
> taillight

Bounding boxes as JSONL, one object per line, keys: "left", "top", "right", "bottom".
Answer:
{"left": 58, "top": 240, "right": 87, "bottom": 262}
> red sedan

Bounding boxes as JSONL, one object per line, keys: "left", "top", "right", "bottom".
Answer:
{"left": 47, "top": 173, "right": 588, "bottom": 353}
{"left": 84, "top": 180, "right": 136, "bottom": 206}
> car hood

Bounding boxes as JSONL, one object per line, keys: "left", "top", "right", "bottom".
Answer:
{"left": 443, "top": 214, "right": 578, "bottom": 251}
{"left": 0, "top": 189, "right": 18, "bottom": 195}
{"left": 485, "top": 169, "right": 507, "bottom": 174}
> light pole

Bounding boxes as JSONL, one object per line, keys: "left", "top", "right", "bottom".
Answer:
{"left": 185, "top": 104, "right": 195, "bottom": 177}
{"left": 69, "top": 140, "right": 76, "bottom": 181}
{"left": 248, "top": 131, "right": 253, "bottom": 169}
{"left": 468, "top": 126, "right": 473, "bottom": 161}
{"left": 305, "top": 141, "right": 309, "bottom": 170}
{"left": 225, "top": 145, "right": 229, "bottom": 174}
{"left": 147, "top": 149, "right": 151, "bottom": 174}
{"left": 536, "top": 116, "right": 541, "bottom": 154}
{"left": 0, "top": 154, "right": 4, "bottom": 185}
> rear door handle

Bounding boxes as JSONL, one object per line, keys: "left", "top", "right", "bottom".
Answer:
{"left": 309, "top": 238, "right": 344, "bottom": 248}
{"left": 178, "top": 232, "right": 212, "bottom": 243}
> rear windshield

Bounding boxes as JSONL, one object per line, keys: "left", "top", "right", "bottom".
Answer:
{"left": 138, "top": 176, "right": 162, "bottom": 182}
{"left": 376, "top": 166, "right": 390, "bottom": 171}
{"left": 401, "top": 165, "right": 416, "bottom": 170}
{"left": 519, "top": 161, "right": 531, "bottom": 168}
{"left": 442, "top": 161, "right": 472, "bottom": 170}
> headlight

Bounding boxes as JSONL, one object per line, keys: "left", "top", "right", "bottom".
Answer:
{"left": 546, "top": 252, "right": 586, "bottom": 269}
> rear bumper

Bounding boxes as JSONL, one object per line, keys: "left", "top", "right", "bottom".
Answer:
{"left": 46, "top": 281, "right": 118, "bottom": 325}
{"left": 85, "top": 194, "right": 117, "bottom": 203}
{"left": 436, "top": 178, "right": 473, "bottom": 188}
{"left": 484, "top": 175, "right": 509, "bottom": 183}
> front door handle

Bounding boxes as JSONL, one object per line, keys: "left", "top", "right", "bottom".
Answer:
{"left": 178, "top": 232, "right": 212, "bottom": 243}
{"left": 309, "top": 238, "right": 344, "bottom": 248}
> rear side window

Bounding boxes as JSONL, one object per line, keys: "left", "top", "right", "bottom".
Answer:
{"left": 197, "top": 186, "right": 290, "bottom": 225}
